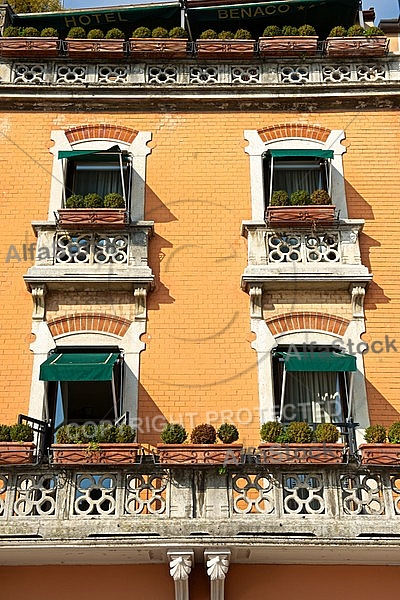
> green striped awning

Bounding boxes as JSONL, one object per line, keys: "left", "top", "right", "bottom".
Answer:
{"left": 266, "top": 149, "right": 334, "bottom": 159}
{"left": 39, "top": 352, "right": 120, "bottom": 381}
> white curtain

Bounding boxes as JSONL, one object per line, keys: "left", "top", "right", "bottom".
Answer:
{"left": 273, "top": 167, "right": 321, "bottom": 197}
{"left": 74, "top": 164, "right": 125, "bottom": 197}
{"left": 283, "top": 371, "right": 344, "bottom": 423}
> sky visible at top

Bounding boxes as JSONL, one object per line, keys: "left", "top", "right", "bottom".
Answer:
{"left": 61, "top": 0, "right": 399, "bottom": 24}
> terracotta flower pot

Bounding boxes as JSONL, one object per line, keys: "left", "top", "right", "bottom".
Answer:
{"left": 259, "top": 36, "right": 318, "bottom": 57}
{"left": 359, "top": 444, "right": 400, "bottom": 465}
{"left": 157, "top": 443, "right": 243, "bottom": 464}
{"left": 0, "top": 37, "right": 60, "bottom": 58}
{"left": 196, "top": 39, "right": 255, "bottom": 59}
{"left": 65, "top": 39, "right": 125, "bottom": 59}
{"left": 128, "top": 38, "right": 189, "bottom": 59}
{"left": 0, "top": 442, "right": 35, "bottom": 464}
{"left": 57, "top": 208, "right": 127, "bottom": 228}
{"left": 51, "top": 443, "right": 140, "bottom": 464}
{"left": 257, "top": 443, "right": 345, "bottom": 464}
{"left": 266, "top": 205, "right": 336, "bottom": 226}
{"left": 325, "top": 36, "right": 388, "bottom": 57}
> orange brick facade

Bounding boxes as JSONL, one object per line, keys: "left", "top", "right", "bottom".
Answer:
{"left": 0, "top": 110, "right": 399, "bottom": 440}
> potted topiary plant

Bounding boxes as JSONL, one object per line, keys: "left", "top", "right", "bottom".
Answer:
{"left": 129, "top": 25, "right": 189, "bottom": 58}
{"left": 58, "top": 191, "right": 127, "bottom": 228}
{"left": 196, "top": 28, "right": 255, "bottom": 59}
{"left": 258, "top": 421, "right": 344, "bottom": 464}
{"left": 65, "top": 26, "right": 125, "bottom": 59}
{"left": 360, "top": 421, "right": 400, "bottom": 464}
{"left": 51, "top": 422, "right": 139, "bottom": 464}
{"left": 0, "top": 422, "right": 35, "bottom": 464}
{"left": 0, "top": 24, "right": 60, "bottom": 58}
{"left": 326, "top": 24, "right": 388, "bottom": 57}
{"left": 259, "top": 23, "right": 318, "bottom": 57}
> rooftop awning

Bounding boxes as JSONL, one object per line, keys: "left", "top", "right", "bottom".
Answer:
{"left": 266, "top": 149, "right": 334, "bottom": 159}
{"left": 58, "top": 145, "right": 129, "bottom": 162}
{"left": 39, "top": 352, "right": 120, "bottom": 382}
{"left": 278, "top": 351, "right": 357, "bottom": 372}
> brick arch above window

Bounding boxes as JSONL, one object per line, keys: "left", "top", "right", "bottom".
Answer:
{"left": 257, "top": 124, "right": 331, "bottom": 143}
{"left": 265, "top": 312, "right": 350, "bottom": 337}
{"left": 65, "top": 124, "right": 139, "bottom": 144}
{"left": 47, "top": 313, "right": 132, "bottom": 338}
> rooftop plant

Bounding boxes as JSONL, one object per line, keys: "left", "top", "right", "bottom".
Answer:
{"left": 234, "top": 29, "right": 252, "bottom": 40}
{"left": 105, "top": 28, "right": 124, "bottom": 39}
{"left": 190, "top": 423, "right": 217, "bottom": 444}
{"left": 22, "top": 27, "right": 40, "bottom": 37}
{"left": 131, "top": 26, "right": 151, "bottom": 38}
{"left": 262, "top": 25, "right": 281, "bottom": 37}
{"left": 364, "top": 26, "right": 384, "bottom": 37}
{"left": 104, "top": 192, "right": 125, "bottom": 208}
{"left": 160, "top": 422, "right": 187, "bottom": 444}
{"left": 65, "top": 194, "right": 84, "bottom": 208}
{"left": 67, "top": 27, "right": 86, "bottom": 39}
{"left": 87, "top": 28, "right": 104, "bottom": 39}
{"left": 152, "top": 26, "right": 168, "bottom": 38}
{"left": 282, "top": 25, "right": 299, "bottom": 36}
{"left": 347, "top": 24, "right": 365, "bottom": 37}
{"left": 328, "top": 26, "right": 347, "bottom": 37}
{"left": 217, "top": 423, "right": 239, "bottom": 444}
{"left": 298, "top": 24, "right": 316, "bottom": 36}
{"left": 41, "top": 27, "right": 58, "bottom": 37}
{"left": 169, "top": 26, "right": 188, "bottom": 39}
{"left": 55, "top": 423, "right": 136, "bottom": 444}
{"left": 3, "top": 26, "right": 21, "bottom": 37}
{"left": 83, "top": 193, "right": 103, "bottom": 208}
{"left": 199, "top": 29, "right": 217, "bottom": 39}
{"left": 218, "top": 30, "right": 234, "bottom": 40}
{"left": 9, "top": 423, "right": 34, "bottom": 443}
{"left": 0, "top": 425, "right": 11, "bottom": 442}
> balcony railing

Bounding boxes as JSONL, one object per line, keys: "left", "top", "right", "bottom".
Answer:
{"left": 241, "top": 219, "right": 372, "bottom": 289}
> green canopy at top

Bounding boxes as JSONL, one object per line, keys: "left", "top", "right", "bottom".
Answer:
{"left": 58, "top": 145, "right": 129, "bottom": 162}
{"left": 266, "top": 149, "right": 334, "bottom": 159}
{"left": 278, "top": 351, "right": 357, "bottom": 372}
{"left": 39, "top": 352, "right": 120, "bottom": 382}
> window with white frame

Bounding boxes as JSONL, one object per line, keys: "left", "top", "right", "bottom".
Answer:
{"left": 272, "top": 346, "right": 356, "bottom": 425}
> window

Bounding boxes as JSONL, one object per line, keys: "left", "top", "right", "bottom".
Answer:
{"left": 59, "top": 146, "right": 132, "bottom": 208}
{"left": 272, "top": 347, "right": 356, "bottom": 425}
{"left": 263, "top": 149, "right": 333, "bottom": 205}
{"left": 39, "top": 348, "right": 124, "bottom": 436}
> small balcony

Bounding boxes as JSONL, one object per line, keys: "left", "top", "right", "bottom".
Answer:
{"left": 241, "top": 219, "right": 372, "bottom": 291}
{"left": 24, "top": 221, "right": 154, "bottom": 292}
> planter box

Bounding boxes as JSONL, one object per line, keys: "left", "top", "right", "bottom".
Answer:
{"left": 325, "top": 36, "right": 388, "bottom": 57}
{"left": 0, "top": 442, "right": 35, "bottom": 464}
{"left": 129, "top": 38, "right": 189, "bottom": 59}
{"left": 64, "top": 39, "right": 125, "bottom": 59}
{"left": 51, "top": 443, "right": 140, "bottom": 464}
{"left": 0, "top": 37, "right": 60, "bottom": 58}
{"left": 196, "top": 39, "right": 255, "bottom": 59}
{"left": 157, "top": 443, "right": 243, "bottom": 464}
{"left": 266, "top": 205, "right": 336, "bottom": 226}
{"left": 259, "top": 36, "right": 318, "bottom": 57}
{"left": 257, "top": 443, "right": 345, "bottom": 464}
{"left": 57, "top": 208, "right": 127, "bottom": 228}
{"left": 359, "top": 444, "right": 400, "bottom": 465}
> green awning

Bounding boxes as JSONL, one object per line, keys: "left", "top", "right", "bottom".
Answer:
{"left": 40, "top": 352, "right": 119, "bottom": 381}
{"left": 266, "top": 149, "right": 334, "bottom": 159}
{"left": 278, "top": 351, "right": 357, "bottom": 372}
{"left": 58, "top": 145, "right": 128, "bottom": 162}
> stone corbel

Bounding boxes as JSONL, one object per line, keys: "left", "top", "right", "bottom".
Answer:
{"left": 205, "top": 550, "right": 231, "bottom": 600}
{"left": 249, "top": 285, "right": 263, "bottom": 319}
{"left": 31, "top": 284, "right": 47, "bottom": 321}
{"left": 167, "top": 550, "right": 194, "bottom": 600}
{"left": 350, "top": 284, "right": 366, "bottom": 319}
{"left": 133, "top": 286, "right": 147, "bottom": 321}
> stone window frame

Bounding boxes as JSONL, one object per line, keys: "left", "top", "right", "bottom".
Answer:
{"left": 48, "top": 128, "right": 151, "bottom": 222}
{"left": 244, "top": 127, "right": 348, "bottom": 221}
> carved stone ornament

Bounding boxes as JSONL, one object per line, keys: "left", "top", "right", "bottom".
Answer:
{"left": 134, "top": 287, "right": 147, "bottom": 321}
{"left": 169, "top": 552, "right": 193, "bottom": 581}
{"left": 31, "top": 284, "right": 47, "bottom": 321}
{"left": 205, "top": 551, "right": 231, "bottom": 581}
{"left": 350, "top": 284, "right": 366, "bottom": 319}
{"left": 249, "top": 285, "right": 263, "bottom": 319}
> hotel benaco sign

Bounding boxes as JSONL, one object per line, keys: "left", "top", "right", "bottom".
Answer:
{"left": 12, "top": 0, "right": 359, "bottom": 31}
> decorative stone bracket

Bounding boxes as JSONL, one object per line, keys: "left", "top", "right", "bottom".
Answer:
{"left": 205, "top": 549, "right": 231, "bottom": 600}
{"left": 249, "top": 285, "right": 263, "bottom": 318}
{"left": 350, "top": 283, "right": 366, "bottom": 319}
{"left": 31, "top": 284, "right": 47, "bottom": 321}
{"left": 134, "top": 286, "right": 148, "bottom": 321}
{"left": 168, "top": 550, "right": 194, "bottom": 600}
